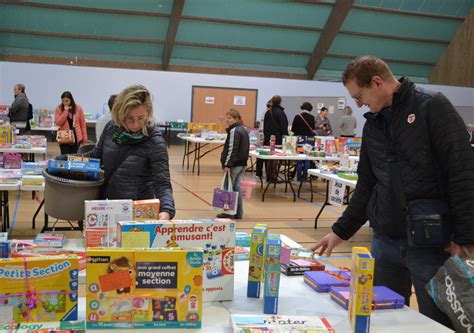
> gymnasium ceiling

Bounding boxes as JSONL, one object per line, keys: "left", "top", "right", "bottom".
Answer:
{"left": 0, "top": 0, "right": 473, "bottom": 84}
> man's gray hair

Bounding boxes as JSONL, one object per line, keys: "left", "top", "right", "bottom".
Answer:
{"left": 15, "top": 83, "right": 26, "bottom": 93}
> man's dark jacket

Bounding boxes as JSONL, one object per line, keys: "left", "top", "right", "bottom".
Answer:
{"left": 221, "top": 122, "right": 249, "bottom": 168}
{"left": 85, "top": 122, "right": 175, "bottom": 218}
{"left": 332, "top": 77, "right": 474, "bottom": 245}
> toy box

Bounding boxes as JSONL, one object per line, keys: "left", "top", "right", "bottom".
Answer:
{"left": 3, "top": 153, "right": 22, "bottom": 169}
{"left": 0, "top": 232, "right": 8, "bottom": 258}
{"left": 47, "top": 159, "right": 100, "bottom": 181}
{"left": 281, "top": 259, "right": 325, "bottom": 276}
{"left": 235, "top": 232, "right": 250, "bottom": 247}
{"left": 330, "top": 286, "right": 404, "bottom": 310}
{"left": 133, "top": 199, "right": 160, "bottom": 220}
{"left": 282, "top": 135, "right": 297, "bottom": 154}
{"left": 349, "top": 247, "right": 374, "bottom": 333}
{"left": 117, "top": 219, "right": 235, "bottom": 301}
{"left": 85, "top": 200, "right": 133, "bottom": 247}
{"left": 304, "top": 270, "right": 351, "bottom": 293}
{"left": 86, "top": 248, "right": 203, "bottom": 329}
{"left": 22, "top": 162, "right": 46, "bottom": 175}
{"left": 247, "top": 224, "right": 268, "bottom": 298}
{"left": 231, "top": 314, "right": 335, "bottom": 333}
{"left": 234, "top": 246, "right": 250, "bottom": 261}
{"left": 263, "top": 234, "right": 281, "bottom": 314}
{"left": 22, "top": 175, "right": 45, "bottom": 187}
{"left": 0, "top": 256, "right": 78, "bottom": 323}
{"left": 34, "top": 233, "right": 65, "bottom": 248}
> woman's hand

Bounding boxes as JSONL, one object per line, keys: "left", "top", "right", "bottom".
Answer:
{"left": 158, "top": 212, "right": 171, "bottom": 220}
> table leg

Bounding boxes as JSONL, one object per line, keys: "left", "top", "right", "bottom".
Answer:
{"left": 261, "top": 180, "right": 272, "bottom": 202}
{"left": 284, "top": 161, "right": 296, "bottom": 202}
{"left": 32, "top": 198, "right": 45, "bottom": 229}
{"left": 40, "top": 212, "right": 49, "bottom": 233}
{"left": 182, "top": 139, "right": 187, "bottom": 168}
{"left": 309, "top": 175, "right": 314, "bottom": 202}
{"left": 314, "top": 179, "right": 330, "bottom": 229}
{"left": 192, "top": 143, "right": 198, "bottom": 173}
{"left": 197, "top": 143, "right": 201, "bottom": 176}
{"left": 4, "top": 191, "right": 9, "bottom": 229}
{"left": 0, "top": 191, "right": 5, "bottom": 232}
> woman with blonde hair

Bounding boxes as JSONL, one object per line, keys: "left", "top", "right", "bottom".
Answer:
{"left": 82, "top": 84, "right": 175, "bottom": 220}
{"left": 339, "top": 106, "right": 357, "bottom": 137}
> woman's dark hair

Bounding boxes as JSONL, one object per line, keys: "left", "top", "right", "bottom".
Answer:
{"left": 300, "top": 102, "right": 313, "bottom": 112}
{"left": 271, "top": 95, "right": 282, "bottom": 106}
{"left": 320, "top": 107, "right": 328, "bottom": 112}
{"left": 60, "top": 91, "right": 77, "bottom": 112}
{"left": 108, "top": 94, "right": 117, "bottom": 110}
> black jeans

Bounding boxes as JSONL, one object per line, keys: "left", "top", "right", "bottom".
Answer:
{"left": 59, "top": 143, "right": 79, "bottom": 155}
{"left": 371, "top": 233, "right": 453, "bottom": 329}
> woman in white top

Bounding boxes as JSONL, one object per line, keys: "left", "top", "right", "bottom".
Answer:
{"left": 339, "top": 106, "right": 357, "bottom": 137}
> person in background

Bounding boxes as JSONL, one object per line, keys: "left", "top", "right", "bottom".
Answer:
{"left": 312, "top": 55, "right": 474, "bottom": 329}
{"left": 263, "top": 95, "right": 288, "bottom": 182}
{"left": 9, "top": 83, "right": 30, "bottom": 131}
{"left": 82, "top": 84, "right": 175, "bottom": 219}
{"left": 291, "top": 102, "right": 315, "bottom": 182}
{"left": 55, "top": 91, "right": 87, "bottom": 155}
{"left": 339, "top": 106, "right": 357, "bottom": 137}
{"left": 314, "top": 107, "right": 332, "bottom": 136}
{"left": 95, "top": 94, "right": 116, "bottom": 141}
{"left": 255, "top": 100, "right": 272, "bottom": 179}
{"left": 217, "top": 109, "right": 250, "bottom": 220}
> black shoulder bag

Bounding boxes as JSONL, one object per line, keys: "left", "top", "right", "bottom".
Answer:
{"left": 385, "top": 117, "right": 450, "bottom": 248}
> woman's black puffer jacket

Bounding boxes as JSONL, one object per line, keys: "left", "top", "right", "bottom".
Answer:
{"left": 85, "top": 121, "right": 175, "bottom": 218}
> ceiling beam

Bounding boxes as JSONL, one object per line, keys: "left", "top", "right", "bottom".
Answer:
{"left": 326, "top": 53, "right": 436, "bottom": 67}
{"left": 175, "top": 41, "right": 311, "bottom": 56}
{"left": 0, "top": 29, "right": 164, "bottom": 44}
{"left": 0, "top": 53, "right": 306, "bottom": 80}
{"left": 339, "top": 30, "right": 449, "bottom": 45}
{"left": 0, "top": 0, "right": 170, "bottom": 18}
{"left": 162, "top": 0, "right": 185, "bottom": 70}
{"left": 306, "top": 0, "right": 354, "bottom": 80}
{"left": 352, "top": 5, "right": 465, "bottom": 21}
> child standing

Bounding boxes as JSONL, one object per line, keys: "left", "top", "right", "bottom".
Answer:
{"left": 217, "top": 109, "right": 250, "bottom": 219}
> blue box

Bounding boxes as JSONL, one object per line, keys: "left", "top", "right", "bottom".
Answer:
{"left": 48, "top": 158, "right": 100, "bottom": 181}
{"left": 263, "top": 234, "right": 281, "bottom": 314}
{"left": 0, "top": 232, "right": 8, "bottom": 258}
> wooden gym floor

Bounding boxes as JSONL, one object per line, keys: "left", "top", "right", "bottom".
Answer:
{"left": 8, "top": 141, "right": 371, "bottom": 255}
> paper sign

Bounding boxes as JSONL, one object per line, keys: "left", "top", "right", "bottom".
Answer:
{"left": 338, "top": 98, "right": 346, "bottom": 110}
{"left": 99, "top": 270, "right": 132, "bottom": 292}
{"left": 234, "top": 96, "right": 246, "bottom": 106}
{"left": 205, "top": 96, "right": 215, "bottom": 104}
{"left": 328, "top": 106, "right": 334, "bottom": 114}
{"left": 329, "top": 180, "right": 345, "bottom": 207}
{"left": 317, "top": 103, "right": 324, "bottom": 110}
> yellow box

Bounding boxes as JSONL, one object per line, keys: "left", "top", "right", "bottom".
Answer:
{"left": 133, "top": 199, "right": 160, "bottom": 220}
{"left": 348, "top": 247, "right": 374, "bottom": 333}
{"left": 86, "top": 248, "right": 203, "bottom": 329}
{"left": 0, "top": 256, "right": 79, "bottom": 323}
{"left": 247, "top": 224, "right": 268, "bottom": 298}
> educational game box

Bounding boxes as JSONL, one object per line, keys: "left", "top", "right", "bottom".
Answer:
{"left": 247, "top": 224, "right": 268, "bottom": 298}
{"left": 0, "top": 256, "right": 79, "bottom": 323}
{"left": 133, "top": 199, "right": 160, "bottom": 220}
{"left": 263, "top": 234, "right": 281, "bottom": 315}
{"left": 86, "top": 248, "right": 203, "bottom": 329}
{"left": 349, "top": 247, "right": 374, "bottom": 333}
{"left": 330, "top": 286, "right": 404, "bottom": 310}
{"left": 304, "top": 270, "right": 351, "bottom": 293}
{"left": 117, "top": 219, "right": 235, "bottom": 301}
{"left": 84, "top": 200, "right": 133, "bottom": 247}
{"left": 231, "top": 314, "right": 335, "bottom": 333}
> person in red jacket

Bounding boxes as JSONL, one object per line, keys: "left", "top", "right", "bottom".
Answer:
{"left": 55, "top": 91, "right": 87, "bottom": 155}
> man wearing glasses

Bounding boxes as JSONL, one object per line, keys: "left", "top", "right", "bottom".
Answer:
{"left": 312, "top": 55, "right": 474, "bottom": 328}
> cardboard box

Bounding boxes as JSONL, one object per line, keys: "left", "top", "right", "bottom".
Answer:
{"left": 235, "top": 232, "right": 250, "bottom": 247}
{"left": 349, "top": 247, "right": 374, "bottom": 333}
{"left": 48, "top": 159, "right": 100, "bottom": 181}
{"left": 0, "top": 256, "right": 79, "bottom": 323}
{"left": 85, "top": 200, "right": 133, "bottom": 247}
{"left": 263, "top": 234, "right": 281, "bottom": 314}
{"left": 330, "top": 286, "right": 404, "bottom": 310}
{"left": 34, "top": 233, "right": 65, "bottom": 248}
{"left": 247, "top": 224, "right": 268, "bottom": 298}
{"left": 281, "top": 259, "right": 325, "bottom": 276}
{"left": 0, "top": 232, "right": 8, "bottom": 258}
{"left": 304, "top": 270, "right": 351, "bottom": 293}
{"left": 117, "top": 219, "right": 235, "bottom": 301}
{"left": 133, "top": 199, "right": 160, "bottom": 220}
{"left": 231, "top": 314, "right": 335, "bottom": 333}
{"left": 86, "top": 248, "right": 203, "bottom": 329}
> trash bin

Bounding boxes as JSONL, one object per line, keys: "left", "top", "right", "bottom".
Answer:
{"left": 42, "top": 169, "right": 104, "bottom": 221}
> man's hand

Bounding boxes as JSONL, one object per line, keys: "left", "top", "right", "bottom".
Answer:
{"left": 311, "top": 232, "right": 344, "bottom": 256}
{"left": 224, "top": 167, "right": 231, "bottom": 173}
{"left": 446, "top": 242, "right": 474, "bottom": 258}
{"left": 158, "top": 212, "right": 171, "bottom": 220}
